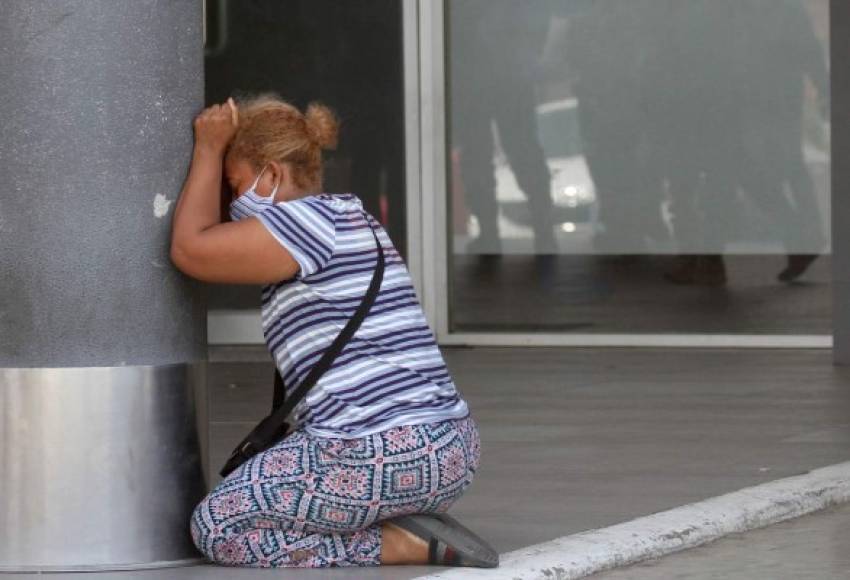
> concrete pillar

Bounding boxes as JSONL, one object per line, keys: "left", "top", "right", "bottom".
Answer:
{"left": 0, "top": 0, "right": 207, "bottom": 571}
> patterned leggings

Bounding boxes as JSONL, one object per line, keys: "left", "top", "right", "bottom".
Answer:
{"left": 190, "top": 414, "right": 481, "bottom": 567}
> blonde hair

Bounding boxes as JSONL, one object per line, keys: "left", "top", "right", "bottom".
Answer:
{"left": 226, "top": 92, "right": 339, "bottom": 192}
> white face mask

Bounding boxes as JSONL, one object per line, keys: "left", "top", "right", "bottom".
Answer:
{"left": 228, "top": 163, "right": 280, "bottom": 221}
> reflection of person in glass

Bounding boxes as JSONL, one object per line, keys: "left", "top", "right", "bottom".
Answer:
{"left": 737, "top": 0, "right": 829, "bottom": 283}
{"left": 450, "top": 0, "right": 557, "bottom": 257}
{"left": 566, "top": 0, "right": 668, "bottom": 256}
{"left": 642, "top": 0, "right": 748, "bottom": 286}
{"left": 645, "top": 0, "right": 828, "bottom": 286}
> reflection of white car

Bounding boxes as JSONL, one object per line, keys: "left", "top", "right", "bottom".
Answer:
{"left": 484, "top": 98, "right": 598, "bottom": 253}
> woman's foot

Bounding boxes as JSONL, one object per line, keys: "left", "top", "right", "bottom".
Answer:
{"left": 382, "top": 513, "right": 499, "bottom": 568}
{"left": 380, "top": 521, "right": 430, "bottom": 565}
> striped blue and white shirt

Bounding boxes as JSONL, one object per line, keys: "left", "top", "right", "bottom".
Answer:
{"left": 254, "top": 192, "right": 470, "bottom": 439}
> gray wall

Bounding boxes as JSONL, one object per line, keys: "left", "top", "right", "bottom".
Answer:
{"left": 0, "top": 0, "right": 206, "bottom": 367}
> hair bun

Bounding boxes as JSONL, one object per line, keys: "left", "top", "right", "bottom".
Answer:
{"left": 304, "top": 102, "right": 339, "bottom": 150}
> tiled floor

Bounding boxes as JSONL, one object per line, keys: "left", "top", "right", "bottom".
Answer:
{"left": 4, "top": 346, "right": 849, "bottom": 579}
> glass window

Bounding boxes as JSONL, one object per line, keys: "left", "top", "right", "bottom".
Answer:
{"left": 446, "top": 0, "right": 831, "bottom": 334}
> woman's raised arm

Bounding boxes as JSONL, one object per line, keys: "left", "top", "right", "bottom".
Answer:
{"left": 169, "top": 99, "right": 299, "bottom": 284}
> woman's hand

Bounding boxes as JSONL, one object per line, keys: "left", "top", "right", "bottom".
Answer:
{"left": 193, "top": 97, "right": 239, "bottom": 155}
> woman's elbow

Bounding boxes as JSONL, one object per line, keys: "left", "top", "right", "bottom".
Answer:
{"left": 169, "top": 243, "right": 221, "bottom": 282}
{"left": 169, "top": 242, "right": 196, "bottom": 276}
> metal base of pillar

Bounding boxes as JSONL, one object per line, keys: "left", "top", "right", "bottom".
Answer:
{"left": 0, "top": 363, "right": 208, "bottom": 572}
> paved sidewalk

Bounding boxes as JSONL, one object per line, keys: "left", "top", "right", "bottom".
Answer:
{"left": 2, "top": 347, "right": 849, "bottom": 579}
{"left": 594, "top": 502, "right": 850, "bottom": 579}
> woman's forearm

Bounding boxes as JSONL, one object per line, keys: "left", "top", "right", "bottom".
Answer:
{"left": 170, "top": 144, "right": 225, "bottom": 256}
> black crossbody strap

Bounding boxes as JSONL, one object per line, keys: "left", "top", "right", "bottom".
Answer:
{"left": 272, "top": 368, "right": 285, "bottom": 410}
{"left": 267, "top": 216, "right": 384, "bottom": 426}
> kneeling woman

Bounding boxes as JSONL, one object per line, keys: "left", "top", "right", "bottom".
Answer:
{"left": 169, "top": 93, "right": 498, "bottom": 569}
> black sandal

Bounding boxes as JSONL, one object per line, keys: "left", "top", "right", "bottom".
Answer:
{"left": 388, "top": 512, "right": 499, "bottom": 568}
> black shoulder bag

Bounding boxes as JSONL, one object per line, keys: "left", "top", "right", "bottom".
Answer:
{"left": 220, "top": 217, "right": 385, "bottom": 477}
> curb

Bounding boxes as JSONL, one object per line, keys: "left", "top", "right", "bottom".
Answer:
{"left": 413, "top": 461, "right": 850, "bottom": 580}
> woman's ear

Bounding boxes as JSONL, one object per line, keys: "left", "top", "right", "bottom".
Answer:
{"left": 266, "top": 160, "right": 280, "bottom": 191}
{"left": 269, "top": 160, "right": 294, "bottom": 194}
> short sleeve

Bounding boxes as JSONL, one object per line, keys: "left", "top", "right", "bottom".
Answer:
{"left": 255, "top": 197, "right": 337, "bottom": 280}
